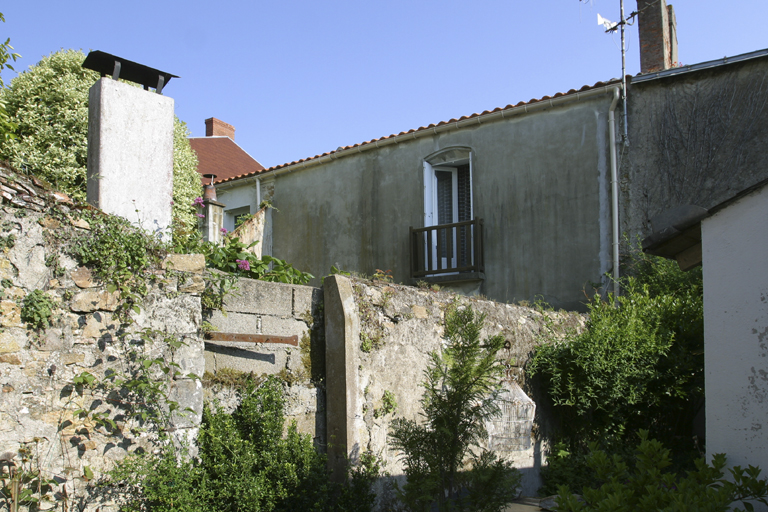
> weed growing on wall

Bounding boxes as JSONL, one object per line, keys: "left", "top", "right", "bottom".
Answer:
{"left": 201, "top": 233, "right": 313, "bottom": 284}
{"left": 390, "top": 305, "right": 521, "bottom": 512}
{"left": 70, "top": 210, "right": 166, "bottom": 299}
{"left": 20, "top": 289, "right": 56, "bottom": 329}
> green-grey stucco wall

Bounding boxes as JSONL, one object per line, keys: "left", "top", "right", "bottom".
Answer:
{"left": 262, "top": 93, "right": 616, "bottom": 311}
{"left": 620, "top": 56, "right": 768, "bottom": 243}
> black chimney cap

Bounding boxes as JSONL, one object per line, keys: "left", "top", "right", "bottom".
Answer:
{"left": 82, "top": 50, "right": 179, "bottom": 94}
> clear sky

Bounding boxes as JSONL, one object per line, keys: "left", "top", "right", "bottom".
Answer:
{"left": 3, "top": 1, "right": 767, "bottom": 168}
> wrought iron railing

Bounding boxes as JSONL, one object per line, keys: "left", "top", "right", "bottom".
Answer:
{"left": 409, "top": 218, "right": 484, "bottom": 278}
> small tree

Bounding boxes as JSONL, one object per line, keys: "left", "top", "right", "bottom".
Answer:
{"left": 390, "top": 305, "right": 521, "bottom": 512}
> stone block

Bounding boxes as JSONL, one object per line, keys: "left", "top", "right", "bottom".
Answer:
{"left": 82, "top": 312, "right": 116, "bottom": 339}
{"left": 69, "top": 217, "right": 90, "bottom": 230}
{"left": 0, "top": 256, "right": 13, "bottom": 280}
{"left": 293, "top": 286, "right": 322, "bottom": 320}
{"left": 3, "top": 286, "right": 23, "bottom": 301}
{"left": 135, "top": 293, "right": 200, "bottom": 334}
{"left": 204, "top": 342, "right": 287, "bottom": 376}
{"left": 0, "top": 329, "right": 25, "bottom": 353}
{"left": 205, "top": 311, "right": 260, "bottom": 335}
{"left": 0, "top": 300, "right": 21, "bottom": 327}
{"left": 173, "top": 337, "right": 205, "bottom": 378}
{"left": 0, "top": 353, "right": 21, "bottom": 364}
{"left": 71, "top": 267, "right": 97, "bottom": 288}
{"left": 411, "top": 305, "right": 428, "bottom": 319}
{"left": 224, "top": 278, "right": 293, "bottom": 316}
{"left": 70, "top": 290, "right": 119, "bottom": 312}
{"left": 261, "top": 316, "right": 308, "bottom": 339}
{"left": 168, "top": 379, "right": 203, "bottom": 428}
{"left": 61, "top": 353, "right": 85, "bottom": 365}
{"left": 162, "top": 254, "right": 205, "bottom": 274}
{"left": 179, "top": 275, "right": 205, "bottom": 294}
{"left": 41, "top": 328, "right": 72, "bottom": 351}
{"left": 9, "top": 236, "right": 47, "bottom": 290}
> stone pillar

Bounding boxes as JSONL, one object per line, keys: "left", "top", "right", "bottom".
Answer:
{"left": 323, "top": 275, "right": 361, "bottom": 481}
{"left": 199, "top": 199, "right": 225, "bottom": 244}
{"left": 87, "top": 78, "right": 174, "bottom": 236}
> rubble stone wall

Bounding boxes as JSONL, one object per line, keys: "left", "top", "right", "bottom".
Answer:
{"left": 324, "top": 275, "right": 585, "bottom": 498}
{"left": 0, "top": 166, "right": 204, "bottom": 510}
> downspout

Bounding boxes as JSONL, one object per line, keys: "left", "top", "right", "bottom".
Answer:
{"left": 608, "top": 86, "right": 621, "bottom": 299}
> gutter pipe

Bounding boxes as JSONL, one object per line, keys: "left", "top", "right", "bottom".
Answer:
{"left": 608, "top": 86, "right": 621, "bottom": 299}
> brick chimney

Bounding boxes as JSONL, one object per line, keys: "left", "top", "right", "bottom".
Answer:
{"left": 637, "top": 0, "right": 678, "bottom": 73}
{"left": 205, "top": 117, "right": 235, "bottom": 140}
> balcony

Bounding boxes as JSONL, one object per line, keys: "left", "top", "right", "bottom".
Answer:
{"left": 409, "top": 218, "right": 484, "bottom": 280}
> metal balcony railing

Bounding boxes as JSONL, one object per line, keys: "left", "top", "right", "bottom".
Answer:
{"left": 409, "top": 218, "right": 484, "bottom": 279}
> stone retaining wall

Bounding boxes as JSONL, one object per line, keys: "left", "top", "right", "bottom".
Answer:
{"left": 0, "top": 166, "right": 204, "bottom": 510}
{"left": 324, "top": 275, "right": 585, "bottom": 497}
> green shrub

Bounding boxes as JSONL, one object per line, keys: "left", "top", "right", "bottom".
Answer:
{"left": 202, "top": 234, "right": 313, "bottom": 284}
{"left": 109, "top": 376, "right": 380, "bottom": 512}
{"left": 554, "top": 432, "right": 768, "bottom": 512}
{"left": 529, "top": 253, "right": 703, "bottom": 453}
{"left": 0, "top": 49, "right": 200, "bottom": 212}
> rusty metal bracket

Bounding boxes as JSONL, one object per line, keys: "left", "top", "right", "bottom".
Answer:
{"left": 204, "top": 332, "right": 298, "bottom": 347}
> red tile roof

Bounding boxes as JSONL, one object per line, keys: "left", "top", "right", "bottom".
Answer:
{"left": 189, "top": 136, "right": 265, "bottom": 184}
{"left": 216, "top": 78, "right": 620, "bottom": 185}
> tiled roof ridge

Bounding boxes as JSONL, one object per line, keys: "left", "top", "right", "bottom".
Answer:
{"left": 218, "top": 78, "right": 621, "bottom": 185}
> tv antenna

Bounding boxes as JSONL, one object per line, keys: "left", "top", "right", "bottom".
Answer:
{"left": 597, "top": 0, "right": 632, "bottom": 145}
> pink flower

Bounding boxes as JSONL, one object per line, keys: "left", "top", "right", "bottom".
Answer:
{"left": 220, "top": 228, "right": 228, "bottom": 234}
{"left": 192, "top": 197, "right": 204, "bottom": 207}
{"left": 196, "top": 213, "right": 205, "bottom": 218}
{"left": 236, "top": 259, "right": 250, "bottom": 271}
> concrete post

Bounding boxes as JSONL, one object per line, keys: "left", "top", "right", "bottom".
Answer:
{"left": 323, "top": 275, "right": 361, "bottom": 481}
{"left": 87, "top": 78, "right": 174, "bottom": 236}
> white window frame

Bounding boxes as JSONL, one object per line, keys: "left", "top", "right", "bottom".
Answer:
{"left": 422, "top": 149, "right": 474, "bottom": 273}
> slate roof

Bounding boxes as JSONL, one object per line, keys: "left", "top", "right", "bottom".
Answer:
{"left": 189, "top": 136, "right": 265, "bottom": 184}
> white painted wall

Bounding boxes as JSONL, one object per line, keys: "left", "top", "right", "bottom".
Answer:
{"left": 702, "top": 183, "right": 768, "bottom": 471}
{"left": 217, "top": 182, "right": 259, "bottom": 232}
{"left": 87, "top": 79, "right": 174, "bottom": 236}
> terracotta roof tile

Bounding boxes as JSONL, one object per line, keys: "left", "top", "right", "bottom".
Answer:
{"left": 217, "top": 78, "right": 620, "bottom": 185}
{"left": 189, "top": 136, "right": 265, "bottom": 184}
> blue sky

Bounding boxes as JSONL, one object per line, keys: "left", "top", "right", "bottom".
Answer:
{"left": 3, "top": 1, "right": 768, "bottom": 168}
